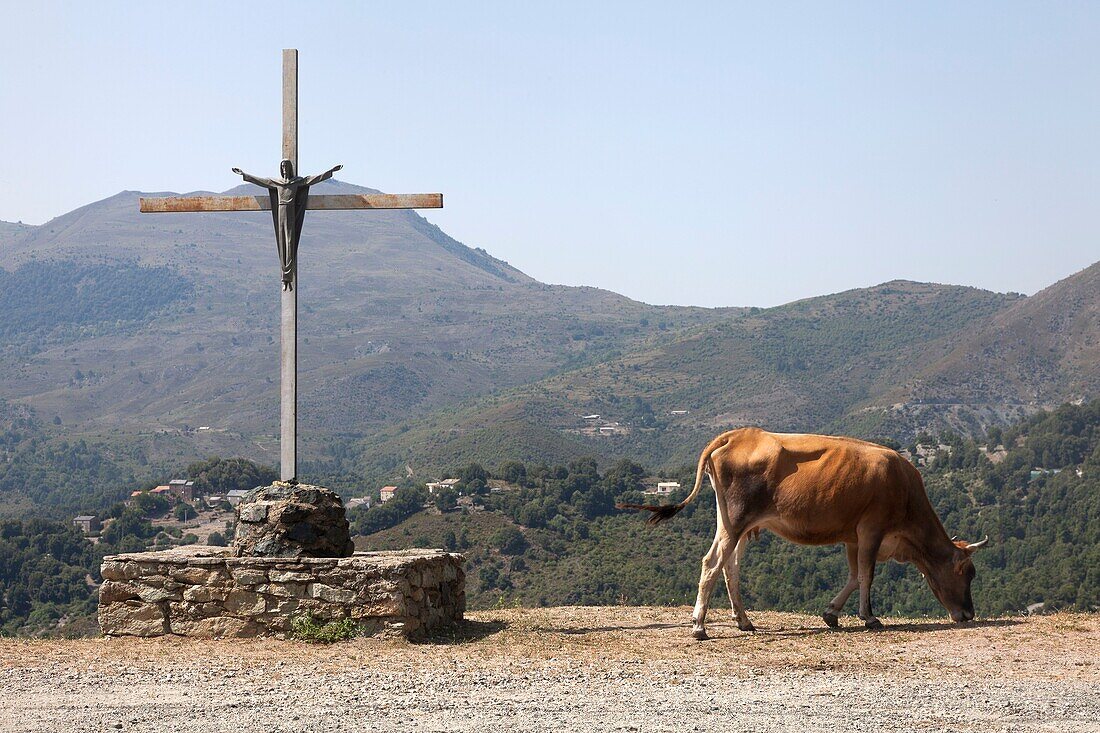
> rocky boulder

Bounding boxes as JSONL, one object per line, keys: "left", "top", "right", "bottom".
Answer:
{"left": 232, "top": 482, "right": 354, "bottom": 558}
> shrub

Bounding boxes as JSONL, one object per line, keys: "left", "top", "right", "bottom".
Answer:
{"left": 490, "top": 526, "right": 528, "bottom": 555}
{"left": 434, "top": 488, "right": 458, "bottom": 512}
{"left": 174, "top": 503, "right": 197, "bottom": 521}
{"left": 288, "top": 615, "right": 362, "bottom": 643}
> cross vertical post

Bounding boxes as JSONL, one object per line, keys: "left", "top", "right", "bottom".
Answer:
{"left": 281, "top": 49, "right": 298, "bottom": 482}
{"left": 138, "top": 49, "right": 442, "bottom": 486}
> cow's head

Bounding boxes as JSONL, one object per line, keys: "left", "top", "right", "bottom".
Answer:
{"left": 924, "top": 536, "right": 988, "bottom": 622}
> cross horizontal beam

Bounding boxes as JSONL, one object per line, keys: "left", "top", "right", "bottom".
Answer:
{"left": 139, "top": 193, "right": 443, "bottom": 213}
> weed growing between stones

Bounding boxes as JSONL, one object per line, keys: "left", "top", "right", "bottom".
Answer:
{"left": 288, "top": 615, "right": 362, "bottom": 643}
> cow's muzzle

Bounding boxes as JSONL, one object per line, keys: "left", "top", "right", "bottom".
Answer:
{"left": 951, "top": 609, "right": 975, "bottom": 623}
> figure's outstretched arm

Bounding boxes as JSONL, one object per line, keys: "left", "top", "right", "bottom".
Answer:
{"left": 232, "top": 167, "right": 276, "bottom": 188}
{"left": 300, "top": 164, "right": 343, "bottom": 186}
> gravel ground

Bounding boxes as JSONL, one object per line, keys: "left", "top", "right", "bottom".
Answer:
{"left": 2, "top": 608, "right": 1098, "bottom": 732}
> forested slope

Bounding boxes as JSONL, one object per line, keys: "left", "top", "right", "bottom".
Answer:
{"left": 352, "top": 280, "right": 1021, "bottom": 477}
{"left": 357, "top": 400, "right": 1100, "bottom": 616}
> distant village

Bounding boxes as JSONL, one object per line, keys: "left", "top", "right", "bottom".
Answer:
{"left": 71, "top": 435, "right": 1081, "bottom": 542}
{"left": 69, "top": 472, "right": 690, "bottom": 541}
{"left": 71, "top": 477, "right": 259, "bottom": 544}
{"left": 566, "top": 408, "right": 693, "bottom": 438}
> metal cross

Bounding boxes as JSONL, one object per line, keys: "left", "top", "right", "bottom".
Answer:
{"left": 140, "top": 49, "right": 443, "bottom": 482}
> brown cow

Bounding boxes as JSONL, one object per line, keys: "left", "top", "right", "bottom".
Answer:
{"left": 620, "top": 428, "right": 988, "bottom": 639}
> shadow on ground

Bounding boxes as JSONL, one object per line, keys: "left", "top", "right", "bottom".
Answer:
{"left": 533, "top": 617, "right": 1024, "bottom": 638}
{"left": 534, "top": 622, "right": 688, "bottom": 635}
{"left": 751, "top": 618, "right": 1023, "bottom": 638}
{"left": 421, "top": 618, "right": 509, "bottom": 644}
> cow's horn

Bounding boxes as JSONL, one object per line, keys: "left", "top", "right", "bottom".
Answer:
{"left": 965, "top": 536, "right": 990, "bottom": 550}
{"left": 950, "top": 535, "right": 959, "bottom": 542}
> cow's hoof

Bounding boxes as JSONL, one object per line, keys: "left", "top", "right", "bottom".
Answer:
{"left": 692, "top": 627, "right": 709, "bottom": 641}
{"left": 864, "top": 618, "right": 885, "bottom": 631}
{"left": 737, "top": 621, "right": 756, "bottom": 632}
{"left": 822, "top": 612, "right": 840, "bottom": 629}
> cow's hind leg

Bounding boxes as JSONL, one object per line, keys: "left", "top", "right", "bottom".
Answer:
{"left": 722, "top": 533, "right": 755, "bottom": 631}
{"left": 692, "top": 529, "right": 735, "bottom": 640}
{"left": 822, "top": 543, "right": 859, "bottom": 629}
{"left": 856, "top": 531, "right": 885, "bottom": 630}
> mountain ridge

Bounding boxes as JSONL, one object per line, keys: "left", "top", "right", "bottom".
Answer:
{"left": 0, "top": 183, "right": 728, "bottom": 472}
{"left": 0, "top": 185, "right": 1095, "bottom": 490}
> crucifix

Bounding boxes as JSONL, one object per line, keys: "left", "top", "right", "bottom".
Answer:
{"left": 140, "top": 49, "right": 442, "bottom": 482}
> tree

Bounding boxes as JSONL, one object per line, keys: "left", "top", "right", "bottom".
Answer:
{"left": 352, "top": 485, "right": 429, "bottom": 536}
{"left": 603, "top": 459, "right": 646, "bottom": 494}
{"left": 434, "top": 488, "right": 458, "bottom": 512}
{"left": 498, "top": 461, "right": 527, "bottom": 485}
{"left": 100, "top": 508, "right": 156, "bottom": 545}
{"left": 173, "top": 502, "right": 197, "bottom": 521}
{"left": 187, "top": 456, "right": 277, "bottom": 495}
{"left": 459, "top": 463, "right": 489, "bottom": 485}
{"left": 478, "top": 565, "right": 500, "bottom": 591}
{"left": 490, "top": 526, "right": 528, "bottom": 555}
{"left": 207, "top": 531, "right": 227, "bottom": 546}
{"left": 627, "top": 396, "right": 656, "bottom": 427}
{"left": 132, "top": 492, "right": 170, "bottom": 517}
{"left": 874, "top": 437, "right": 901, "bottom": 451}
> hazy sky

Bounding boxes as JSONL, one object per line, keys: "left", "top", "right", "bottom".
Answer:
{"left": 2, "top": 3, "right": 1098, "bottom": 307}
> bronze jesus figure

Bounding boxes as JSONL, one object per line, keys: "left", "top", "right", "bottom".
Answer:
{"left": 232, "top": 160, "right": 342, "bottom": 289}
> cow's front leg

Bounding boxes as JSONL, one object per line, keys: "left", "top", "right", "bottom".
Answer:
{"left": 722, "top": 534, "right": 755, "bottom": 631}
{"left": 692, "top": 531, "right": 734, "bottom": 640}
{"left": 822, "top": 543, "right": 859, "bottom": 628}
{"left": 856, "top": 533, "right": 885, "bottom": 630}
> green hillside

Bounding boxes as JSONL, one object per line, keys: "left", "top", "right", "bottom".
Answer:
{"left": 0, "top": 400, "right": 145, "bottom": 514}
{"left": 0, "top": 261, "right": 192, "bottom": 351}
{"left": 351, "top": 280, "right": 1021, "bottom": 480}
{"left": 889, "top": 261, "right": 1100, "bottom": 421}
{"left": 357, "top": 400, "right": 1100, "bottom": 617}
{"left": 2, "top": 400, "right": 1097, "bottom": 635}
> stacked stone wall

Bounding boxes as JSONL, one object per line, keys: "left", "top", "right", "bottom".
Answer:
{"left": 98, "top": 547, "right": 464, "bottom": 639}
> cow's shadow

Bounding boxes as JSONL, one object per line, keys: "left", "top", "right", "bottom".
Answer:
{"left": 535, "top": 618, "right": 1023, "bottom": 638}
{"left": 702, "top": 617, "right": 1025, "bottom": 639}
{"left": 536, "top": 622, "right": 686, "bottom": 635}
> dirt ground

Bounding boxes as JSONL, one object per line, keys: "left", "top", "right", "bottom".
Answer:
{"left": 2, "top": 608, "right": 1098, "bottom": 732}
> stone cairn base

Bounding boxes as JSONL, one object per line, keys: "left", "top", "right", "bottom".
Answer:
{"left": 98, "top": 546, "right": 465, "bottom": 639}
{"left": 232, "top": 482, "right": 355, "bottom": 558}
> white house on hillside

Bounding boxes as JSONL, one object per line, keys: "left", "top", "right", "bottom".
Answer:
{"left": 644, "top": 481, "right": 680, "bottom": 495}
{"left": 425, "top": 478, "right": 460, "bottom": 494}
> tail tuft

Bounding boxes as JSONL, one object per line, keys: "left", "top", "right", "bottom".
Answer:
{"left": 616, "top": 438, "right": 716, "bottom": 526}
{"left": 615, "top": 502, "right": 684, "bottom": 526}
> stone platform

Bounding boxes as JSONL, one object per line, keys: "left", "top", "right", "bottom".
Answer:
{"left": 98, "top": 546, "right": 464, "bottom": 640}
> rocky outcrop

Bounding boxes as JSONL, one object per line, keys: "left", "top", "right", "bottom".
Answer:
{"left": 98, "top": 546, "right": 464, "bottom": 639}
{"left": 232, "top": 482, "right": 354, "bottom": 558}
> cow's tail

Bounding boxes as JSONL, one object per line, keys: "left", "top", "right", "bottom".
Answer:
{"left": 617, "top": 441, "right": 714, "bottom": 526}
